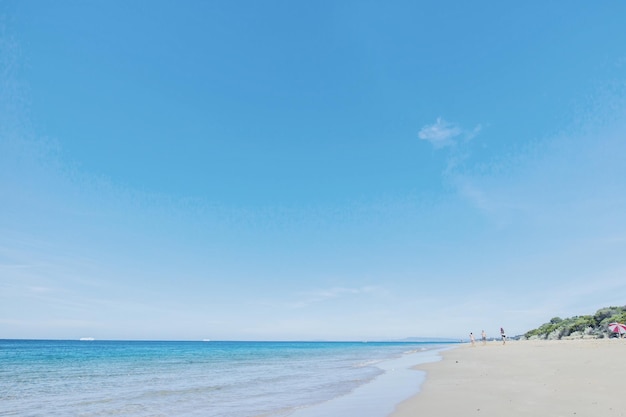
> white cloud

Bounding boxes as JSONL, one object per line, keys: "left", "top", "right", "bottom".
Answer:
{"left": 466, "top": 124, "right": 483, "bottom": 140}
{"left": 418, "top": 117, "right": 462, "bottom": 148}
{"left": 418, "top": 118, "right": 482, "bottom": 149}
{"left": 288, "top": 286, "right": 383, "bottom": 309}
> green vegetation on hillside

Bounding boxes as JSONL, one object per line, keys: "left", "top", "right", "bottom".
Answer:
{"left": 524, "top": 306, "right": 626, "bottom": 340}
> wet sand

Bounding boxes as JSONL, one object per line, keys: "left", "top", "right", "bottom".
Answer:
{"left": 391, "top": 338, "right": 626, "bottom": 417}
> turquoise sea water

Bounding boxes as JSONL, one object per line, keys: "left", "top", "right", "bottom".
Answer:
{"left": 0, "top": 340, "right": 451, "bottom": 417}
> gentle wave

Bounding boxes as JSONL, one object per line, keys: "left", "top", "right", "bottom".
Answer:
{"left": 0, "top": 340, "right": 453, "bottom": 417}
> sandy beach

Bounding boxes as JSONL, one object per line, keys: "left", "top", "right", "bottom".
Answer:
{"left": 391, "top": 339, "right": 626, "bottom": 417}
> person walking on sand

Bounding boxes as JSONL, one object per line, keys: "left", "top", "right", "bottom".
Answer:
{"left": 470, "top": 332, "right": 475, "bottom": 346}
{"left": 481, "top": 330, "right": 487, "bottom": 345}
{"left": 500, "top": 327, "right": 507, "bottom": 345}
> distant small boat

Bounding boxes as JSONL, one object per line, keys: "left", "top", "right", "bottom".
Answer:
{"left": 79, "top": 337, "right": 95, "bottom": 341}
{"left": 202, "top": 339, "right": 211, "bottom": 342}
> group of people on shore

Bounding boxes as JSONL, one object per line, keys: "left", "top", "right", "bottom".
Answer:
{"left": 469, "top": 328, "right": 507, "bottom": 346}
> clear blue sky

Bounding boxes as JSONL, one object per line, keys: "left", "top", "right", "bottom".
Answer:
{"left": 1, "top": 1, "right": 625, "bottom": 340}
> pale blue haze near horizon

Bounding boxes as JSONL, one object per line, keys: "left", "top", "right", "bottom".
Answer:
{"left": 1, "top": 1, "right": 625, "bottom": 341}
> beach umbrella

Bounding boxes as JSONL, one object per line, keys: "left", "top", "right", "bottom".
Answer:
{"left": 608, "top": 322, "right": 626, "bottom": 336}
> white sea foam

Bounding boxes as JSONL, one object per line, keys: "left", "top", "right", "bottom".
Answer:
{"left": 286, "top": 347, "right": 446, "bottom": 417}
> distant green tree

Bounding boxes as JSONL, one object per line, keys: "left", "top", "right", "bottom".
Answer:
{"left": 594, "top": 306, "right": 624, "bottom": 326}
{"left": 524, "top": 306, "right": 626, "bottom": 340}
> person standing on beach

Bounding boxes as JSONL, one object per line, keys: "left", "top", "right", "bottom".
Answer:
{"left": 470, "top": 332, "right": 475, "bottom": 346}
{"left": 500, "top": 327, "right": 506, "bottom": 345}
{"left": 481, "top": 330, "right": 487, "bottom": 345}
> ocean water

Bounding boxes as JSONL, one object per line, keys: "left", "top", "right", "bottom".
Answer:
{"left": 0, "top": 340, "right": 451, "bottom": 417}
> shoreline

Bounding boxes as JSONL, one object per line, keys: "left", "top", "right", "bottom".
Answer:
{"left": 390, "top": 338, "right": 626, "bottom": 417}
{"left": 288, "top": 345, "right": 449, "bottom": 417}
